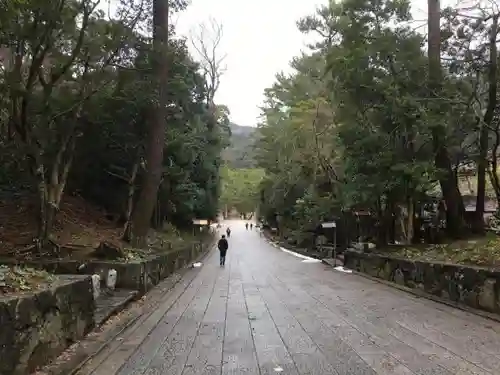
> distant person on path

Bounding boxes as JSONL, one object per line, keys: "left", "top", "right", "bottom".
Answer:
{"left": 250, "top": 223, "right": 253, "bottom": 230}
{"left": 226, "top": 227, "right": 231, "bottom": 237}
{"left": 218, "top": 234, "right": 229, "bottom": 266}
{"left": 245, "top": 223, "right": 249, "bottom": 230}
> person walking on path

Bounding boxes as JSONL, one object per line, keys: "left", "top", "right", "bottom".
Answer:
{"left": 245, "top": 223, "right": 248, "bottom": 230}
{"left": 218, "top": 234, "right": 229, "bottom": 266}
{"left": 226, "top": 227, "right": 231, "bottom": 237}
{"left": 250, "top": 223, "right": 253, "bottom": 230}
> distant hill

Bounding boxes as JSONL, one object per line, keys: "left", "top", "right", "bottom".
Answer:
{"left": 222, "top": 123, "right": 257, "bottom": 169}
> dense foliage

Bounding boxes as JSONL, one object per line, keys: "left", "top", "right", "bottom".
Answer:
{"left": 256, "top": 0, "right": 500, "bottom": 246}
{"left": 0, "top": 0, "right": 229, "bottom": 251}
{"left": 219, "top": 166, "right": 264, "bottom": 216}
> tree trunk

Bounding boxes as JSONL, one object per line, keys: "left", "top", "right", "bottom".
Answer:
{"left": 130, "top": 0, "right": 169, "bottom": 246}
{"left": 122, "top": 159, "right": 139, "bottom": 241}
{"left": 434, "top": 144, "right": 466, "bottom": 236}
{"left": 37, "top": 133, "right": 77, "bottom": 249}
{"left": 491, "top": 117, "right": 500, "bottom": 208}
{"left": 397, "top": 199, "right": 414, "bottom": 245}
{"left": 376, "top": 197, "right": 386, "bottom": 246}
{"left": 153, "top": 197, "right": 162, "bottom": 229}
{"left": 488, "top": 165, "right": 500, "bottom": 207}
{"left": 465, "top": 175, "right": 474, "bottom": 194}
{"left": 406, "top": 196, "right": 414, "bottom": 243}
{"left": 35, "top": 166, "right": 49, "bottom": 249}
{"left": 474, "top": 14, "right": 498, "bottom": 232}
{"left": 428, "top": 0, "right": 466, "bottom": 237}
{"left": 476, "top": 134, "right": 490, "bottom": 231}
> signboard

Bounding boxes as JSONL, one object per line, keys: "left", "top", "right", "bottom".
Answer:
{"left": 321, "top": 222, "right": 336, "bottom": 228}
{"left": 192, "top": 219, "right": 209, "bottom": 225}
{"left": 321, "top": 221, "right": 337, "bottom": 264}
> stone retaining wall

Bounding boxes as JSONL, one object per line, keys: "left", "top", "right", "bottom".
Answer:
{"left": 0, "top": 275, "right": 94, "bottom": 375}
{"left": 84, "top": 243, "right": 206, "bottom": 292}
{"left": 0, "top": 241, "right": 210, "bottom": 294}
{"left": 344, "top": 250, "right": 500, "bottom": 315}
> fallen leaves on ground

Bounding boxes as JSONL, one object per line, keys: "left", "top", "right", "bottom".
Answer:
{"left": 383, "top": 233, "right": 500, "bottom": 267}
{"left": 0, "top": 192, "right": 122, "bottom": 258}
{"left": 0, "top": 192, "right": 189, "bottom": 261}
{"left": 0, "top": 265, "right": 55, "bottom": 294}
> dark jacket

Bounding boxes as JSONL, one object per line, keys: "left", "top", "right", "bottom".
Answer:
{"left": 218, "top": 238, "right": 228, "bottom": 252}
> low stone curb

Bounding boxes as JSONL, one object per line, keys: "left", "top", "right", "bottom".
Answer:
{"left": 38, "top": 242, "right": 215, "bottom": 375}
{"left": 262, "top": 231, "right": 329, "bottom": 260}
{"left": 321, "top": 258, "right": 340, "bottom": 267}
{"left": 268, "top": 240, "right": 327, "bottom": 262}
{"left": 94, "top": 289, "right": 139, "bottom": 326}
{"left": 321, "top": 259, "right": 500, "bottom": 325}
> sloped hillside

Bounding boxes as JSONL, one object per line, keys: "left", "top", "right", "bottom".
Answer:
{"left": 222, "top": 123, "right": 257, "bottom": 168}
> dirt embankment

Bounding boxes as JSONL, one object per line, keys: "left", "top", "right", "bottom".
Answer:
{"left": 0, "top": 192, "right": 123, "bottom": 258}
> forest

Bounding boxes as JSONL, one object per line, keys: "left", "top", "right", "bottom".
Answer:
{"left": 0, "top": 0, "right": 231, "bottom": 258}
{"left": 3, "top": 2, "right": 500, "bottom": 373}
{"left": 255, "top": 0, "right": 500, "bottom": 266}
{"left": 3, "top": 0, "right": 500, "bottom": 269}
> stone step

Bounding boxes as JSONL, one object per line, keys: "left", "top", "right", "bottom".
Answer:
{"left": 94, "top": 288, "right": 138, "bottom": 326}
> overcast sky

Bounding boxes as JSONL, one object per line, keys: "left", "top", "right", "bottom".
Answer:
{"left": 103, "top": 0, "right": 461, "bottom": 127}
{"left": 173, "top": 0, "right": 459, "bottom": 127}
{"left": 174, "top": 0, "right": 326, "bottom": 126}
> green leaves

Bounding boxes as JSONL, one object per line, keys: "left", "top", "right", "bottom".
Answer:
{"left": 255, "top": 0, "right": 461, "bottom": 239}
{"left": 219, "top": 167, "right": 264, "bottom": 214}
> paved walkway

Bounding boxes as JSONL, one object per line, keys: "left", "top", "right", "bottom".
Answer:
{"left": 78, "top": 221, "right": 500, "bottom": 375}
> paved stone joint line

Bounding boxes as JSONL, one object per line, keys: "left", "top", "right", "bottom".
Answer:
{"left": 77, "top": 222, "right": 500, "bottom": 375}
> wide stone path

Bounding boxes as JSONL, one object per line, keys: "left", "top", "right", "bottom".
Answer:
{"left": 78, "top": 220, "right": 500, "bottom": 375}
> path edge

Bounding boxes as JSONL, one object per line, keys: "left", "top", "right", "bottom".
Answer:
{"left": 321, "top": 260, "right": 500, "bottom": 324}
{"left": 41, "top": 243, "right": 215, "bottom": 375}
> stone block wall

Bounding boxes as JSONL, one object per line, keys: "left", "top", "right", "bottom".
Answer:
{"left": 344, "top": 250, "right": 500, "bottom": 315}
{"left": 85, "top": 242, "right": 206, "bottom": 293}
{"left": 0, "top": 275, "right": 94, "bottom": 375}
{"left": 0, "top": 239, "right": 212, "bottom": 294}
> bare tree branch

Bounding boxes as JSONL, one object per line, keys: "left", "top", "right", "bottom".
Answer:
{"left": 190, "top": 17, "right": 227, "bottom": 105}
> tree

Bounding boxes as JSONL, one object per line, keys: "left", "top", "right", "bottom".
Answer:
{"left": 0, "top": 0, "right": 143, "bottom": 248}
{"left": 256, "top": 0, "right": 499, "bottom": 246}
{"left": 186, "top": 17, "right": 229, "bottom": 221}
{"left": 219, "top": 167, "right": 264, "bottom": 216}
{"left": 256, "top": 52, "right": 341, "bottom": 239}
{"left": 427, "top": 0, "right": 468, "bottom": 236}
{"left": 440, "top": 3, "right": 500, "bottom": 231}
{"left": 130, "top": 0, "right": 170, "bottom": 245}
{"left": 190, "top": 17, "right": 227, "bottom": 106}
{"left": 0, "top": 0, "right": 230, "bottom": 255}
